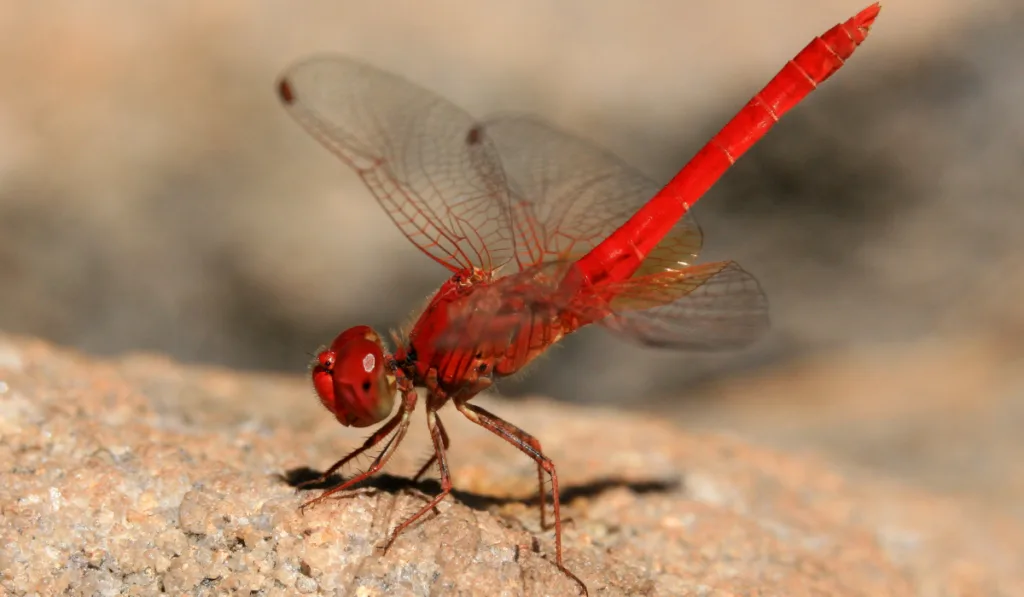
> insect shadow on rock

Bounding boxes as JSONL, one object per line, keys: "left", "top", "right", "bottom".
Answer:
{"left": 279, "top": 466, "right": 681, "bottom": 514}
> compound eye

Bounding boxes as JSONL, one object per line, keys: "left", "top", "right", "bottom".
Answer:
{"left": 310, "top": 327, "right": 396, "bottom": 428}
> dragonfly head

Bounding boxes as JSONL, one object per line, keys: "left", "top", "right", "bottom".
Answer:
{"left": 311, "top": 326, "right": 397, "bottom": 428}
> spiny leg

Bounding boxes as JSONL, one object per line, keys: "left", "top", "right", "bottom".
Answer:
{"left": 411, "top": 367, "right": 488, "bottom": 486}
{"left": 412, "top": 368, "right": 451, "bottom": 482}
{"left": 455, "top": 402, "right": 587, "bottom": 596}
{"left": 300, "top": 389, "right": 417, "bottom": 512}
{"left": 300, "top": 417, "right": 410, "bottom": 511}
{"left": 296, "top": 408, "right": 404, "bottom": 491}
{"left": 411, "top": 418, "right": 450, "bottom": 483}
{"left": 467, "top": 398, "right": 549, "bottom": 529}
{"left": 382, "top": 410, "right": 454, "bottom": 553}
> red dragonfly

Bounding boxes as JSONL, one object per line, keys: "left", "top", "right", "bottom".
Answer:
{"left": 277, "top": 4, "right": 879, "bottom": 593}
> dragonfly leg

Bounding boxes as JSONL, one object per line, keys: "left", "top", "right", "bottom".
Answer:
{"left": 455, "top": 402, "right": 587, "bottom": 596}
{"left": 382, "top": 410, "right": 453, "bottom": 552}
{"left": 299, "top": 386, "right": 417, "bottom": 512}
{"left": 411, "top": 367, "right": 484, "bottom": 482}
{"left": 296, "top": 411, "right": 403, "bottom": 491}
{"left": 412, "top": 368, "right": 448, "bottom": 480}
{"left": 411, "top": 419, "right": 449, "bottom": 482}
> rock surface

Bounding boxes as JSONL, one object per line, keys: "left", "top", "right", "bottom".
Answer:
{"left": 668, "top": 334, "right": 1024, "bottom": 523}
{"left": 2, "top": 332, "right": 1023, "bottom": 596}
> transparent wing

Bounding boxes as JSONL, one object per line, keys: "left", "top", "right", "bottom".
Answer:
{"left": 470, "top": 118, "right": 763, "bottom": 350}
{"left": 438, "top": 260, "right": 767, "bottom": 352}
{"left": 480, "top": 116, "right": 703, "bottom": 273}
{"left": 278, "top": 55, "right": 516, "bottom": 273}
{"left": 279, "top": 58, "right": 764, "bottom": 353}
{"left": 432, "top": 261, "right": 574, "bottom": 351}
{"left": 589, "top": 261, "right": 769, "bottom": 350}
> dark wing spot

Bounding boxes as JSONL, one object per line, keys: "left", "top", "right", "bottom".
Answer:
{"left": 277, "top": 79, "right": 295, "bottom": 104}
{"left": 466, "top": 126, "right": 482, "bottom": 146}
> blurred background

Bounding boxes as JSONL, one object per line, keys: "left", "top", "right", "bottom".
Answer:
{"left": 1, "top": 1, "right": 1023, "bottom": 516}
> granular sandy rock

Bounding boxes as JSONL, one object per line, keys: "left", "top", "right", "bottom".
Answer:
{"left": 1, "top": 332, "right": 1022, "bottom": 596}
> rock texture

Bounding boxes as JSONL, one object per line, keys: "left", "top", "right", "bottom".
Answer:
{"left": 668, "top": 334, "right": 1024, "bottom": 523}
{"left": 1, "top": 332, "right": 1023, "bottom": 596}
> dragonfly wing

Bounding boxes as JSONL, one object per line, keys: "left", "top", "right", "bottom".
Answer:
{"left": 278, "top": 55, "right": 515, "bottom": 273}
{"left": 480, "top": 116, "right": 703, "bottom": 273}
{"left": 433, "top": 261, "right": 574, "bottom": 351}
{"left": 474, "top": 117, "right": 766, "bottom": 351}
{"left": 584, "top": 261, "right": 769, "bottom": 350}
{"left": 435, "top": 260, "right": 766, "bottom": 353}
